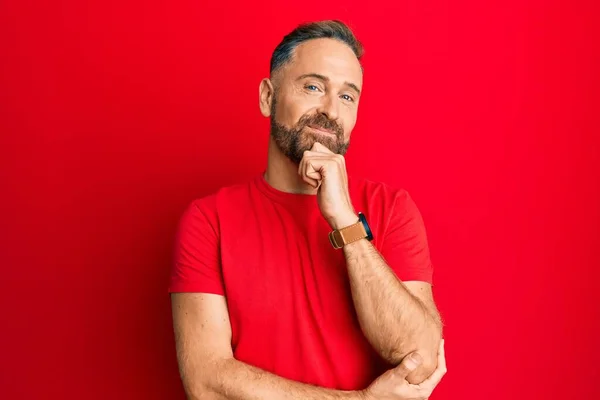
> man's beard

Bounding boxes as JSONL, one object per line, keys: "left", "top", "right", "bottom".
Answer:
{"left": 270, "top": 99, "right": 349, "bottom": 164}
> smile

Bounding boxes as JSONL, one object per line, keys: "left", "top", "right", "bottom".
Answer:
{"left": 308, "top": 125, "right": 336, "bottom": 136}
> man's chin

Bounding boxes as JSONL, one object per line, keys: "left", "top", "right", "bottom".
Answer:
{"left": 301, "top": 133, "right": 338, "bottom": 153}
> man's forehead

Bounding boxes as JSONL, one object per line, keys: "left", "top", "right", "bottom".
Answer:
{"left": 284, "top": 38, "right": 363, "bottom": 84}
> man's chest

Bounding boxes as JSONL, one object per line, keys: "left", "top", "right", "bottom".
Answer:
{"left": 218, "top": 205, "right": 358, "bottom": 338}
{"left": 211, "top": 197, "right": 387, "bottom": 388}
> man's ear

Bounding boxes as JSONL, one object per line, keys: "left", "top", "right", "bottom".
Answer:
{"left": 259, "top": 78, "right": 275, "bottom": 117}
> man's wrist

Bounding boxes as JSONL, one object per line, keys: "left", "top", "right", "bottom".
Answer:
{"left": 330, "top": 211, "right": 359, "bottom": 230}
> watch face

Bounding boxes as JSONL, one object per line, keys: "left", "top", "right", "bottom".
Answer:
{"left": 358, "top": 212, "right": 374, "bottom": 241}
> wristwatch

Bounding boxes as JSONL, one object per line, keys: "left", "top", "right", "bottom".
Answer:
{"left": 328, "top": 212, "right": 374, "bottom": 249}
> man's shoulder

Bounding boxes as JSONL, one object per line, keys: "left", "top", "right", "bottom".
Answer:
{"left": 186, "top": 176, "right": 258, "bottom": 214}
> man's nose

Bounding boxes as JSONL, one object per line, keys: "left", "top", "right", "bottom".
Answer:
{"left": 317, "top": 94, "right": 339, "bottom": 121}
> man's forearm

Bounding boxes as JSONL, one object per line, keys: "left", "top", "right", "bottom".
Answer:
{"left": 343, "top": 238, "right": 442, "bottom": 382}
{"left": 188, "top": 357, "right": 364, "bottom": 400}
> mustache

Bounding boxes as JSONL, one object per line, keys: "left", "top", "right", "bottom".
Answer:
{"left": 296, "top": 113, "right": 344, "bottom": 138}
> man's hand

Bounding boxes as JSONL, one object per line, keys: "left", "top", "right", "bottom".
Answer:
{"left": 362, "top": 339, "right": 447, "bottom": 400}
{"left": 298, "top": 142, "right": 357, "bottom": 229}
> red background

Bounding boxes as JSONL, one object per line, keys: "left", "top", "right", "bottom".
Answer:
{"left": 1, "top": 1, "right": 599, "bottom": 399}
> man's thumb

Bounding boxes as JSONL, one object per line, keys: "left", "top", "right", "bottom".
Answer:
{"left": 394, "top": 353, "right": 423, "bottom": 378}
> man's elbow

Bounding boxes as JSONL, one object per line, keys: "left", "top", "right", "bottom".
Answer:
{"left": 180, "top": 360, "right": 227, "bottom": 400}
{"left": 184, "top": 379, "right": 229, "bottom": 400}
{"left": 181, "top": 375, "right": 214, "bottom": 400}
{"left": 180, "top": 381, "right": 204, "bottom": 400}
{"left": 405, "top": 350, "right": 438, "bottom": 384}
{"left": 394, "top": 329, "right": 442, "bottom": 384}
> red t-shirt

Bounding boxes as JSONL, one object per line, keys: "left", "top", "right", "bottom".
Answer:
{"left": 169, "top": 173, "right": 433, "bottom": 390}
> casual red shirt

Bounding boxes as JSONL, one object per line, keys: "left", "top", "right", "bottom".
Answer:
{"left": 169, "top": 173, "right": 434, "bottom": 390}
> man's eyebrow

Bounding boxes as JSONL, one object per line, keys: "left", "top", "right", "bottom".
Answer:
{"left": 297, "top": 73, "right": 329, "bottom": 82}
{"left": 296, "top": 73, "right": 361, "bottom": 95}
{"left": 345, "top": 81, "right": 361, "bottom": 95}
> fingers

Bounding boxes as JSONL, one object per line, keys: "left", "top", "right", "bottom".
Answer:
{"left": 298, "top": 153, "right": 323, "bottom": 188}
{"left": 303, "top": 158, "right": 321, "bottom": 188}
{"left": 418, "top": 339, "right": 447, "bottom": 390}
{"left": 393, "top": 352, "right": 423, "bottom": 379}
{"left": 368, "top": 348, "right": 444, "bottom": 400}
{"left": 304, "top": 155, "right": 324, "bottom": 180}
{"left": 301, "top": 174, "right": 320, "bottom": 188}
{"left": 298, "top": 152, "right": 319, "bottom": 188}
{"left": 298, "top": 150, "right": 343, "bottom": 188}
{"left": 300, "top": 164, "right": 319, "bottom": 188}
{"left": 301, "top": 151, "right": 345, "bottom": 171}
{"left": 311, "top": 141, "right": 334, "bottom": 154}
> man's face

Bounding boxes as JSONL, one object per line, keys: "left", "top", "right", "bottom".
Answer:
{"left": 269, "top": 38, "right": 363, "bottom": 164}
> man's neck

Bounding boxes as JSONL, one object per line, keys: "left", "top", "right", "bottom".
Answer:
{"left": 264, "top": 137, "right": 318, "bottom": 195}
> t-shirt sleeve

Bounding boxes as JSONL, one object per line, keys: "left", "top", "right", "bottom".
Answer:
{"left": 379, "top": 190, "right": 434, "bottom": 285}
{"left": 169, "top": 195, "right": 225, "bottom": 295}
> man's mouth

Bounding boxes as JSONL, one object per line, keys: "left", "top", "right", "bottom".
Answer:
{"left": 308, "top": 124, "right": 336, "bottom": 136}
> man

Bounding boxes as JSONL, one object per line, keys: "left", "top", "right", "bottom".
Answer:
{"left": 170, "top": 20, "right": 446, "bottom": 399}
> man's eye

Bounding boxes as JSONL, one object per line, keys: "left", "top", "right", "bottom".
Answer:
{"left": 341, "top": 94, "right": 354, "bottom": 102}
{"left": 306, "top": 85, "right": 320, "bottom": 91}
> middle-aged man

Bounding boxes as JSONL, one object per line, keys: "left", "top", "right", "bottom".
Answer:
{"left": 170, "top": 20, "right": 446, "bottom": 399}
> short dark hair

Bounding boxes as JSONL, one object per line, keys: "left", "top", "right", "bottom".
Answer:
{"left": 269, "top": 20, "right": 364, "bottom": 74}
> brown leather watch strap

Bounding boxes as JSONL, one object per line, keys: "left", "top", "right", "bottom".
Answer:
{"left": 328, "top": 219, "right": 368, "bottom": 249}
